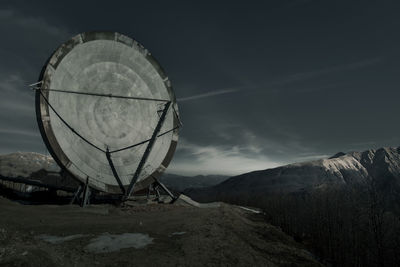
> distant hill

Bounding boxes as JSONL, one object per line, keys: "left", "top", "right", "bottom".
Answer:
{"left": 0, "top": 152, "right": 60, "bottom": 178}
{"left": 0, "top": 152, "right": 228, "bottom": 192}
{"left": 185, "top": 146, "right": 400, "bottom": 202}
{"left": 160, "top": 173, "right": 229, "bottom": 192}
{"left": 0, "top": 152, "right": 79, "bottom": 190}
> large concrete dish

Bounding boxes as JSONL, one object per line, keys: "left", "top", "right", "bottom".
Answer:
{"left": 36, "top": 32, "right": 179, "bottom": 194}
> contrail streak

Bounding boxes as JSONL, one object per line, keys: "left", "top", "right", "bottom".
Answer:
{"left": 177, "top": 88, "right": 239, "bottom": 102}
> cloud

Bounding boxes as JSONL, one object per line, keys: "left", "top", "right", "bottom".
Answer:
{"left": 0, "top": 73, "right": 34, "bottom": 118}
{"left": 0, "top": 128, "right": 40, "bottom": 138}
{"left": 171, "top": 57, "right": 384, "bottom": 175}
{"left": 293, "top": 153, "right": 330, "bottom": 162}
{"left": 177, "top": 57, "right": 383, "bottom": 103}
{"left": 168, "top": 138, "right": 281, "bottom": 176}
{"left": 0, "top": 3, "right": 394, "bottom": 178}
{"left": 0, "top": 74, "right": 34, "bottom": 111}
{"left": 0, "top": 8, "right": 68, "bottom": 39}
{"left": 0, "top": 8, "right": 70, "bottom": 155}
{"left": 0, "top": 7, "right": 71, "bottom": 75}
{"left": 0, "top": 72, "right": 43, "bottom": 152}
{"left": 282, "top": 57, "right": 383, "bottom": 84}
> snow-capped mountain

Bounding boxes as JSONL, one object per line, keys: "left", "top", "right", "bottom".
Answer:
{"left": 0, "top": 152, "right": 81, "bottom": 190}
{"left": 0, "top": 152, "right": 60, "bottom": 178}
{"left": 185, "top": 146, "right": 400, "bottom": 202}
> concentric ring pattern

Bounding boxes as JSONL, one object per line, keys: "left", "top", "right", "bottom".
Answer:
{"left": 36, "top": 32, "right": 179, "bottom": 193}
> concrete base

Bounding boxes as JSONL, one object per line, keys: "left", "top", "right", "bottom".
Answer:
{"left": 174, "top": 194, "right": 221, "bottom": 208}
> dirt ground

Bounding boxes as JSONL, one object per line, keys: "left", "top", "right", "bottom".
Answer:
{"left": 0, "top": 197, "right": 322, "bottom": 267}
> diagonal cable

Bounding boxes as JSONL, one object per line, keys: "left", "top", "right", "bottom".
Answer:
{"left": 39, "top": 88, "right": 170, "bottom": 102}
{"left": 39, "top": 91, "right": 106, "bottom": 153}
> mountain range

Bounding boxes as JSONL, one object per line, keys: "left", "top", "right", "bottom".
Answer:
{"left": 184, "top": 146, "right": 400, "bottom": 202}
{"left": 1, "top": 146, "right": 400, "bottom": 201}
{"left": 0, "top": 152, "right": 227, "bottom": 192}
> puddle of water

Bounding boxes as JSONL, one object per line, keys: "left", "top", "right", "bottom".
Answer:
{"left": 169, "top": 231, "right": 186, "bottom": 237}
{"left": 84, "top": 233, "right": 153, "bottom": 253}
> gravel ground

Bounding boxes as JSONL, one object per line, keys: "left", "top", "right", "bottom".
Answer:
{"left": 0, "top": 197, "right": 322, "bottom": 267}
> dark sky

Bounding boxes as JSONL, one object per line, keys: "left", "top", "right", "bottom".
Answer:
{"left": 1, "top": 0, "right": 399, "bottom": 175}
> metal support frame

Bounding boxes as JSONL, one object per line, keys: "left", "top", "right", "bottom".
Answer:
{"left": 32, "top": 84, "right": 181, "bottom": 204}
{"left": 105, "top": 147, "right": 126, "bottom": 194}
{"left": 154, "top": 185, "right": 161, "bottom": 202}
{"left": 0, "top": 174, "right": 76, "bottom": 193}
{"left": 146, "top": 183, "right": 153, "bottom": 200}
{"left": 125, "top": 101, "right": 171, "bottom": 199}
{"left": 153, "top": 176, "right": 176, "bottom": 201}
{"left": 81, "top": 176, "right": 91, "bottom": 207}
{"left": 70, "top": 185, "right": 82, "bottom": 204}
